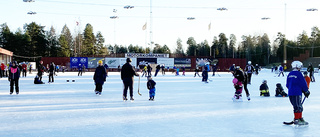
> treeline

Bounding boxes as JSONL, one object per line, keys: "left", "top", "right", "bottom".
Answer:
{"left": 1, "top": 22, "right": 320, "bottom": 66}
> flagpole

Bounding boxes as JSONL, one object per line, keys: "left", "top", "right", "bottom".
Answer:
{"left": 209, "top": 22, "right": 211, "bottom": 57}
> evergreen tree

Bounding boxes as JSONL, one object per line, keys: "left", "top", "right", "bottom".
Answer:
{"left": 82, "top": 23, "right": 95, "bottom": 56}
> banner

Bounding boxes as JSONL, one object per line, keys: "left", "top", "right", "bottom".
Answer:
{"left": 174, "top": 58, "right": 191, "bottom": 68}
{"left": 157, "top": 58, "right": 174, "bottom": 68}
{"left": 105, "top": 58, "right": 137, "bottom": 68}
{"left": 196, "top": 58, "right": 215, "bottom": 67}
{"left": 120, "top": 58, "right": 137, "bottom": 68}
{"left": 105, "top": 58, "right": 120, "bottom": 68}
{"left": 125, "top": 53, "right": 169, "bottom": 58}
{"left": 88, "top": 57, "right": 105, "bottom": 68}
{"left": 70, "top": 57, "right": 88, "bottom": 69}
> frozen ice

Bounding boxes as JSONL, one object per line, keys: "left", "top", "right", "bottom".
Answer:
{"left": 1, "top": 69, "right": 320, "bottom": 137}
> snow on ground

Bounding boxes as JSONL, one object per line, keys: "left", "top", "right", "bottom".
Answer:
{"left": 0, "top": 69, "right": 320, "bottom": 137}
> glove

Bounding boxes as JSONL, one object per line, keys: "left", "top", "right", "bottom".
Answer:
{"left": 303, "top": 90, "right": 310, "bottom": 98}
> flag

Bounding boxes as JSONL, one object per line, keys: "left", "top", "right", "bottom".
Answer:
{"left": 142, "top": 22, "right": 147, "bottom": 30}
{"left": 208, "top": 22, "right": 211, "bottom": 30}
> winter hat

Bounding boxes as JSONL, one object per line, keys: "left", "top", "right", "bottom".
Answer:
{"left": 98, "top": 60, "right": 103, "bottom": 64}
{"left": 303, "top": 71, "right": 308, "bottom": 76}
{"left": 126, "top": 58, "right": 132, "bottom": 63}
{"left": 262, "top": 79, "right": 267, "bottom": 83}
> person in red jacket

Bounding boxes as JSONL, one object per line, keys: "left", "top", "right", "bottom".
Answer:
{"left": 21, "top": 62, "right": 27, "bottom": 77}
{"left": 0, "top": 63, "right": 5, "bottom": 78}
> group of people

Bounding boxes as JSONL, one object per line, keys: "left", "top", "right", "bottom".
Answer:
{"left": 93, "top": 58, "right": 157, "bottom": 101}
{"left": 230, "top": 60, "right": 310, "bottom": 125}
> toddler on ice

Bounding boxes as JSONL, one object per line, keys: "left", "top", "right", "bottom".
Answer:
{"left": 260, "top": 80, "right": 270, "bottom": 96}
{"left": 147, "top": 76, "right": 156, "bottom": 101}
{"left": 275, "top": 83, "right": 288, "bottom": 97}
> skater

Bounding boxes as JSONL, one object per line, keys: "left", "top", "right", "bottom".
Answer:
{"left": 141, "top": 65, "right": 147, "bottom": 77}
{"left": 104, "top": 63, "right": 109, "bottom": 77}
{"left": 307, "top": 63, "right": 315, "bottom": 82}
{"left": 202, "top": 63, "right": 210, "bottom": 82}
{"left": 245, "top": 61, "right": 254, "bottom": 84}
{"left": 121, "top": 58, "right": 139, "bottom": 101}
{"left": 243, "top": 72, "right": 251, "bottom": 100}
{"left": 194, "top": 67, "right": 200, "bottom": 77}
{"left": 34, "top": 75, "right": 44, "bottom": 84}
{"left": 78, "top": 64, "right": 83, "bottom": 76}
{"left": 303, "top": 71, "right": 311, "bottom": 88}
{"left": 147, "top": 76, "right": 156, "bottom": 101}
{"left": 172, "top": 65, "right": 177, "bottom": 74}
{"left": 255, "top": 64, "right": 260, "bottom": 75}
{"left": 37, "top": 61, "right": 44, "bottom": 81}
{"left": 8, "top": 61, "right": 20, "bottom": 95}
{"left": 286, "top": 61, "right": 310, "bottom": 125}
{"left": 29, "top": 63, "right": 32, "bottom": 74}
{"left": 82, "top": 64, "right": 86, "bottom": 73}
{"left": 55, "top": 65, "right": 59, "bottom": 73}
{"left": 176, "top": 67, "right": 180, "bottom": 76}
{"left": 48, "top": 62, "right": 55, "bottom": 83}
{"left": 161, "top": 64, "right": 165, "bottom": 75}
{"left": 275, "top": 83, "right": 288, "bottom": 97}
{"left": 278, "top": 65, "right": 284, "bottom": 77}
{"left": 229, "top": 64, "right": 235, "bottom": 72}
{"left": 147, "top": 64, "right": 152, "bottom": 77}
{"left": 259, "top": 80, "right": 270, "bottom": 97}
{"left": 93, "top": 60, "right": 107, "bottom": 95}
{"left": 212, "top": 64, "right": 217, "bottom": 76}
{"left": 21, "top": 62, "right": 27, "bottom": 77}
{"left": 154, "top": 64, "right": 160, "bottom": 77}
{"left": 182, "top": 66, "right": 186, "bottom": 76}
{"left": 232, "top": 66, "right": 244, "bottom": 101}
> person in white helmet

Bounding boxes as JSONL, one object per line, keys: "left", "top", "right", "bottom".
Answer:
{"left": 286, "top": 61, "right": 310, "bottom": 125}
{"left": 244, "top": 61, "right": 254, "bottom": 84}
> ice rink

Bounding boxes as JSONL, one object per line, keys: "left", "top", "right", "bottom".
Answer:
{"left": 0, "top": 69, "right": 320, "bottom": 137}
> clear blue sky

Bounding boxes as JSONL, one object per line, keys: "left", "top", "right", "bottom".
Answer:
{"left": 0, "top": 0, "right": 319, "bottom": 51}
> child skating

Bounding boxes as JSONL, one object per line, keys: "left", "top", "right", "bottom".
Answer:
{"left": 232, "top": 66, "right": 244, "bottom": 101}
{"left": 284, "top": 61, "right": 310, "bottom": 125}
{"left": 275, "top": 83, "right": 288, "bottom": 97}
{"left": 147, "top": 76, "right": 156, "bottom": 101}
{"left": 259, "top": 80, "right": 270, "bottom": 97}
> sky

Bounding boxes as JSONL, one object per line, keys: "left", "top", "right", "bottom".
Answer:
{"left": 0, "top": 0, "right": 319, "bottom": 52}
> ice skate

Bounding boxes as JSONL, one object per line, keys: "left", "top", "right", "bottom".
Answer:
{"left": 123, "top": 96, "right": 128, "bottom": 101}
{"left": 294, "top": 118, "right": 309, "bottom": 125}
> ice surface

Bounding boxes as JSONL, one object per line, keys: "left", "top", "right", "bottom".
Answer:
{"left": 1, "top": 69, "right": 320, "bottom": 137}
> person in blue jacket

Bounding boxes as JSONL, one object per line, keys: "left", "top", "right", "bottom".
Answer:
{"left": 286, "top": 61, "right": 310, "bottom": 125}
{"left": 78, "top": 64, "right": 83, "bottom": 76}
{"left": 93, "top": 60, "right": 107, "bottom": 95}
{"left": 8, "top": 61, "right": 20, "bottom": 95}
{"left": 278, "top": 65, "right": 284, "bottom": 77}
{"left": 104, "top": 63, "right": 109, "bottom": 77}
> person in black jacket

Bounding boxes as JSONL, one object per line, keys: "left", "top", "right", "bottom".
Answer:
{"left": 154, "top": 64, "right": 160, "bottom": 77}
{"left": 121, "top": 58, "right": 139, "bottom": 101}
{"left": 147, "top": 76, "right": 156, "bottom": 101}
{"left": 48, "top": 62, "right": 55, "bottom": 83}
{"left": 9, "top": 61, "right": 20, "bottom": 95}
{"left": 307, "top": 63, "right": 315, "bottom": 82}
{"left": 37, "top": 61, "right": 44, "bottom": 81}
{"left": 232, "top": 66, "right": 245, "bottom": 101}
{"left": 93, "top": 60, "right": 107, "bottom": 96}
